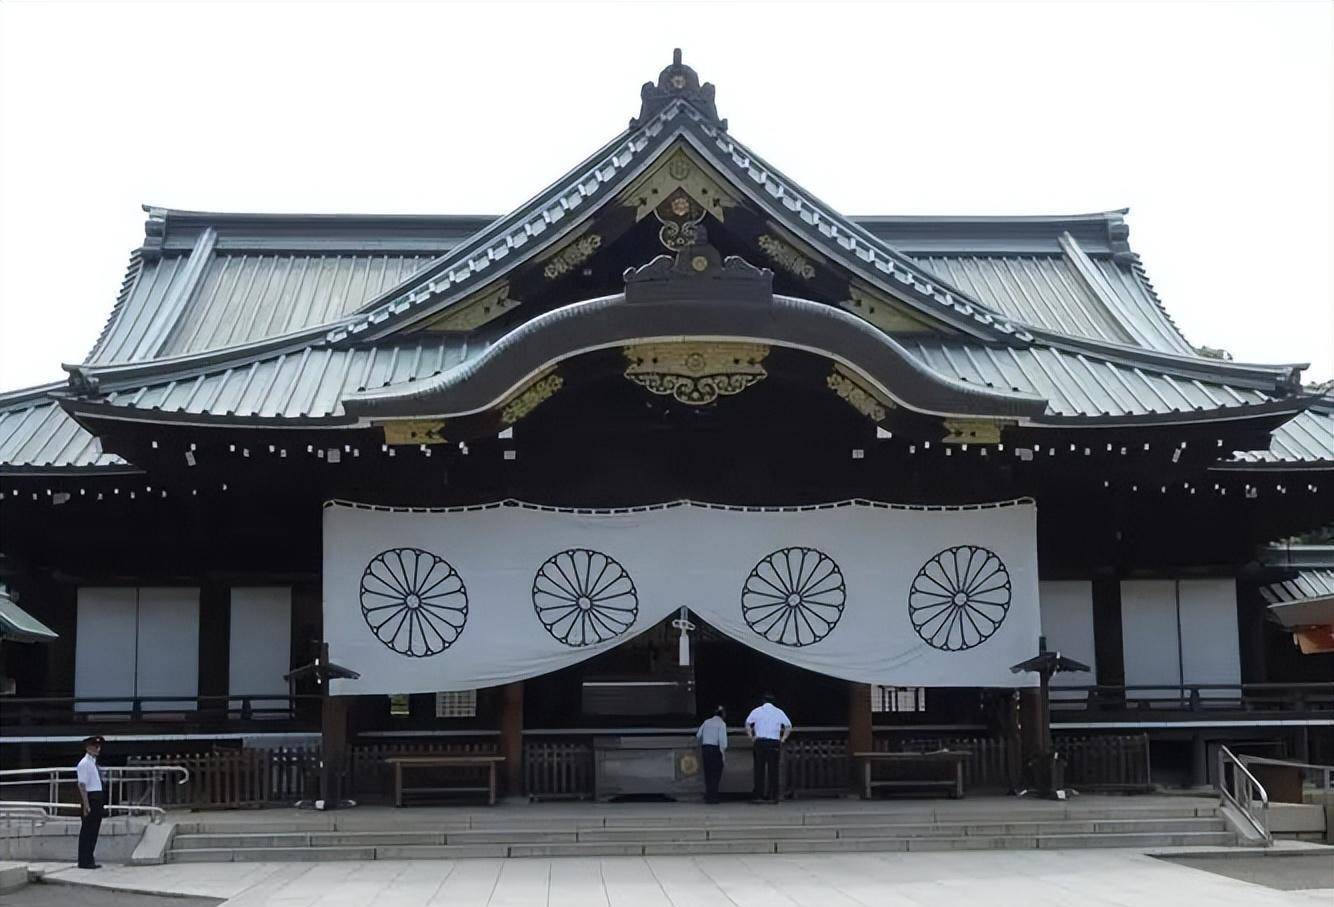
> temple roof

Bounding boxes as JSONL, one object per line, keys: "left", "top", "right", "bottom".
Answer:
{"left": 1, "top": 51, "right": 1328, "bottom": 473}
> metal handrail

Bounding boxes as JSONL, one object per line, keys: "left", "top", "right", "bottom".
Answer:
{"left": 0, "top": 800, "right": 166, "bottom": 822}
{"left": 1237, "top": 754, "right": 1334, "bottom": 798}
{"left": 1216, "top": 745, "right": 1272, "bottom": 845}
{"left": 0, "top": 765, "right": 188, "bottom": 819}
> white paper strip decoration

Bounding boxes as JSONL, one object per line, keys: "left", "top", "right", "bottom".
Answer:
{"left": 323, "top": 499, "right": 1041, "bottom": 695}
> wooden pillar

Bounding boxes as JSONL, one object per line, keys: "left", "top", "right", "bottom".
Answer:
{"left": 1017, "top": 687, "right": 1044, "bottom": 757}
{"left": 320, "top": 694, "right": 350, "bottom": 802}
{"left": 848, "top": 681, "right": 873, "bottom": 792}
{"left": 499, "top": 681, "right": 524, "bottom": 797}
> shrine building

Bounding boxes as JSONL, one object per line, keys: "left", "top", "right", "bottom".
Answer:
{"left": 1, "top": 52, "right": 1330, "bottom": 800}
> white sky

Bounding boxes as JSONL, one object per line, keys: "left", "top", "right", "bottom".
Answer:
{"left": 1, "top": 0, "right": 1330, "bottom": 391}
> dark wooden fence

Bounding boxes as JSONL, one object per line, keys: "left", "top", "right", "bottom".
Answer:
{"left": 124, "top": 732, "right": 1150, "bottom": 808}
{"left": 1056, "top": 734, "right": 1151, "bottom": 789}
{"left": 525, "top": 741, "right": 594, "bottom": 800}
{"left": 784, "top": 737, "right": 848, "bottom": 796}
{"left": 129, "top": 747, "right": 318, "bottom": 809}
{"left": 875, "top": 735, "right": 1017, "bottom": 790}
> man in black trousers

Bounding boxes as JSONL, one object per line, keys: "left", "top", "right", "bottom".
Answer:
{"left": 76, "top": 735, "right": 105, "bottom": 869}
{"left": 695, "top": 706, "right": 728, "bottom": 803}
{"left": 745, "top": 693, "right": 791, "bottom": 803}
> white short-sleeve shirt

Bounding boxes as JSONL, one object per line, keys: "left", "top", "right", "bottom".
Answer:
{"left": 745, "top": 703, "right": 792, "bottom": 740}
{"left": 76, "top": 754, "right": 102, "bottom": 792}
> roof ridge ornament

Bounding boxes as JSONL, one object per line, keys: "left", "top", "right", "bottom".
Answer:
{"left": 624, "top": 223, "right": 771, "bottom": 305}
{"left": 633, "top": 49, "right": 726, "bottom": 130}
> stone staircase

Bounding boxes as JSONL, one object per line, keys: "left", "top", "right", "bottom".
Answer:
{"left": 165, "top": 800, "right": 1242, "bottom": 862}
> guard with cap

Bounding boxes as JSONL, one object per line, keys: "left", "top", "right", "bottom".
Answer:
{"left": 76, "top": 735, "right": 105, "bottom": 869}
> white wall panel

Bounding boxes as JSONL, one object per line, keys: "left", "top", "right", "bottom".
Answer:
{"left": 229, "top": 587, "right": 292, "bottom": 710}
{"left": 74, "top": 588, "right": 138, "bottom": 711}
{"left": 1039, "top": 581, "right": 1097, "bottom": 689}
{"left": 1178, "top": 579, "right": 1240, "bottom": 690}
{"left": 134, "top": 588, "right": 199, "bottom": 710}
{"left": 1120, "top": 580, "right": 1181, "bottom": 689}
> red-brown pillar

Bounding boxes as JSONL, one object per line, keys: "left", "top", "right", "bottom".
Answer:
{"left": 498, "top": 681, "right": 524, "bottom": 797}
{"left": 848, "top": 682, "right": 873, "bottom": 790}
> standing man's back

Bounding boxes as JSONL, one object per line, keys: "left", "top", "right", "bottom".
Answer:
{"left": 745, "top": 694, "right": 791, "bottom": 803}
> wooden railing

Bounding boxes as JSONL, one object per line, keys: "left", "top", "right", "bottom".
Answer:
{"left": 784, "top": 737, "right": 847, "bottom": 796}
{"left": 1057, "top": 734, "right": 1151, "bottom": 789}
{"left": 129, "top": 748, "right": 318, "bottom": 809}
{"left": 525, "top": 741, "right": 593, "bottom": 800}
{"left": 0, "top": 694, "right": 321, "bottom": 733}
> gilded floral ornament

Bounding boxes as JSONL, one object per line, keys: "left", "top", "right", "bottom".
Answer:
{"left": 543, "top": 235, "right": 603, "bottom": 279}
{"left": 500, "top": 373, "right": 564, "bottom": 425}
{"left": 623, "top": 343, "right": 769, "bottom": 405}
{"left": 757, "top": 235, "right": 815, "bottom": 279}
{"left": 826, "top": 367, "right": 891, "bottom": 422}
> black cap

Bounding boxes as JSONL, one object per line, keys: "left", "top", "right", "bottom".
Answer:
{"left": 82, "top": 735, "right": 104, "bottom": 747}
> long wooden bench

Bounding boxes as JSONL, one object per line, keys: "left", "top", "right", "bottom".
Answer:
{"left": 853, "top": 750, "right": 966, "bottom": 800}
{"left": 384, "top": 755, "right": 506, "bottom": 806}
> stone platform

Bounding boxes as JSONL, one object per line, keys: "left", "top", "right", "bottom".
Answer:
{"left": 157, "top": 795, "right": 1241, "bottom": 862}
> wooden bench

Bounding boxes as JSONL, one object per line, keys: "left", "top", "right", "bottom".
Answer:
{"left": 853, "top": 750, "right": 966, "bottom": 800}
{"left": 384, "top": 755, "right": 506, "bottom": 806}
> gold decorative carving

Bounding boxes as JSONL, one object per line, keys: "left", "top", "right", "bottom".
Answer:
{"left": 621, "top": 146, "right": 738, "bottom": 222}
{"left": 381, "top": 419, "right": 447, "bottom": 445}
{"left": 826, "top": 366, "right": 893, "bottom": 422}
{"left": 757, "top": 234, "right": 815, "bottom": 279}
{"left": 543, "top": 235, "right": 602, "bottom": 279}
{"left": 623, "top": 342, "right": 768, "bottom": 405}
{"left": 500, "top": 372, "right": 564, "bottom": 425}
{"left": 942, "top": 418, "right": 1007, "bottom": 444}
{"left": 841, "top": 283, "right": 934, "bottom": 333}
{"left": 422, "top": 283, "right": 520, "bottom": 332}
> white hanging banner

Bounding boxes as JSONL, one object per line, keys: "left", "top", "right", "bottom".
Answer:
{"left": 323, "top": 499, "right": 1040, "bottom": 694}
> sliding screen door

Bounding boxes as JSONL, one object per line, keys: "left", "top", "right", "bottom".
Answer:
{"left": 74, "top": 587, "right": 199, "bottom": 712}
{"left": 135, "top": 588, "right": 200, "bottom": 711}
{"left": 228, "top": 587, "right": 292, "bottom": 712}
{"left": 74, "top": 588, "right": 138, "bottom": 712}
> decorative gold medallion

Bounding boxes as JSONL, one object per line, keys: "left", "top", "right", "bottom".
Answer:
{"left": 500, "top": 372, "right": 564, "bottom": 425}
{"left": 623, "top": 342, "right": 769, "bottom": 405}
{"left": 942, "top": 418, "right": 1006, "bottom": 444}
{"left": 826, "top": 366, "right": 893, "bottom": 422}
{"left": 757, "top": 234, "right": 816, "bottom": 279}
{"left": 380, "top": 419, "right": 447, "bottom": 445}
{"left": 543, "top": 235, "right": 602, "bottom": 279}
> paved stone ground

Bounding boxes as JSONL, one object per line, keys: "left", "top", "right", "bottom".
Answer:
{"left": 28, "top": 848, "right": 1334, "bottom": 906}
{"left": 2, "top": 882, "right": 220, "bottom": 906}
{"left": 1159, "top": 853, "right": 1334, "bottom": 891}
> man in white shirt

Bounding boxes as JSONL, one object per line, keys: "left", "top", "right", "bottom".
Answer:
{"left": 76, "top": 735, "right": 105, "bottom": 869}
{"left": 695, "top": 706, "right": 728, "bottom": 803}
{"left": 745, "top": 693, "right": 791, "bottom": 803}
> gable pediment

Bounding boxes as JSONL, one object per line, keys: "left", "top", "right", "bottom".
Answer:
{"left": 404, "top": 135, "right": 965, "bottom": 342}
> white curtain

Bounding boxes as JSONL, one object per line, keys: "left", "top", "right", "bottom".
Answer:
{"left": 323, "top": 499, "right": 1041, "bottom": 694}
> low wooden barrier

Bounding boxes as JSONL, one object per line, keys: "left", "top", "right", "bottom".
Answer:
{"left": 525, "top": 741, "right": 593, "bottom": 800}
{"left": 784, "top": 737, "right": 847, "bottom": 796}
{"left": 128, "top": 747, "right": 318, "bottom": 809}
{"left": 1056, "top": 734, "right": 1151, "bottom": 789}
